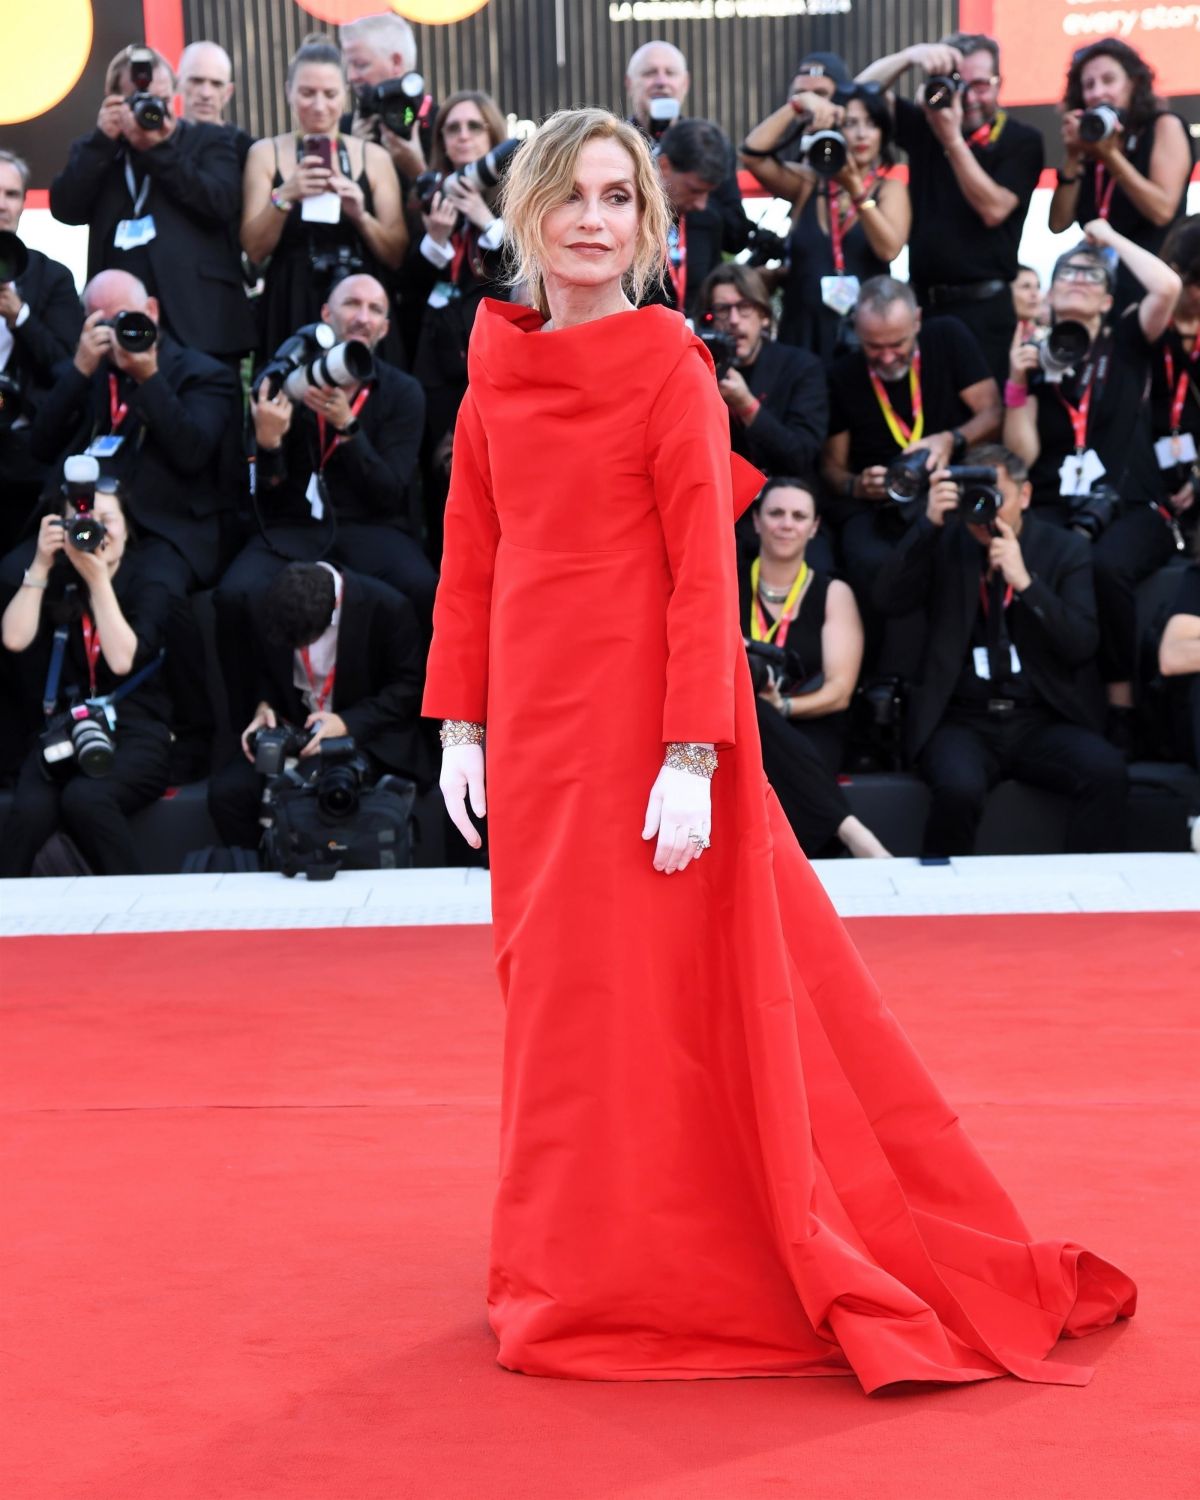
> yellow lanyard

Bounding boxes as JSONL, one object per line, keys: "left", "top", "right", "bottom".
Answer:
{"left": 870, "top": 351, "right": 924, "bottom": 449}
{"left": 750, "top": 557, "right": 808, "bottom": 644}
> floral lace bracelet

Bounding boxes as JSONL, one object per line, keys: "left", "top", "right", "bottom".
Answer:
{"left": 440, "top": 720, "right": 485, "bottom": 748}
{"left": 665, "top": 743, "right": 718, "bottom": 779}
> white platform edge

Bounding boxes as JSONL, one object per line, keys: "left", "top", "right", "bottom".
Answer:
{"left": 0, "top": 854, "right": 1197, "bottom": 937}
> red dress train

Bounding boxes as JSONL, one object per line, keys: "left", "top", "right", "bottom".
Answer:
{"left": 421, "top": 299, "right": 1135, "bottom": 1392}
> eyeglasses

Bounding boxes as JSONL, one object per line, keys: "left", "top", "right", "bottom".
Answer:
{"left": 709, "top": 300, "right": 763, "bottom": 323}
{"left": 1054, "top": 264, "right": 1108, "bottom": 285}
{"left": 962, "top": 75, "right": 1000, "bottom": 92}
{"left": 443, "top": 119, "right": 487, "bottom": 136}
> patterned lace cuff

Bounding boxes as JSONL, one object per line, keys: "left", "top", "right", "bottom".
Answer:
{"left": 664, "top": 742, "right": 718, "bottom": 779}
{"left": 440, "top": 720, "right": 485, "bottom": 748}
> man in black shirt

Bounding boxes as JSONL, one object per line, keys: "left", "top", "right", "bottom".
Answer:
{"left": 644, "top": 120, "right": 737, "bottom": 320}
{"left": 857, "top": 34, "right": 1044, "bottom": 386}
{"left": 874, "top": 443, "right": 1125, "bottom": 855}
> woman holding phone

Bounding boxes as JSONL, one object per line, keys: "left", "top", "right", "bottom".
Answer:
{"left": 242, "top": 37, "right": 408, "bottom": 363}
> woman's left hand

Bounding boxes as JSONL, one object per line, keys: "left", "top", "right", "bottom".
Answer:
{"left": 331, "top": 173, "right": 366, "bottom": 222}
{"left": 63, "top": 540, "right": 111, "bottom": 591}
{"left": 641, "top": 764, "right": 711, "bottom": 875}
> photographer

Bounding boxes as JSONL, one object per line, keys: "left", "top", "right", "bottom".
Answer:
{"left": 1158, "top": 560, "right": 1200, "bottom": 773}
{"left": 856, "top": 34, "right": 1044, "bottom": 386}
{"left": 0, "top": 150, "right": 85, "bottom": 551}
{"left": 740, "top": 476, "right": 889, "bottom": 859}
{"left": 241, "top": 38, "right": 408, "bottom": 369}
{"left": 696, "top": 265, "right": 828, "bottom": 483}
{"left": 207, "top": 561, "right": 428, "bottom": 851}
{"left": 340, "top": 12, "right": 430, "bottom": 185}
{"left": 740, "top": 83, "right": 910, "bottom": 363}
{"left": 1003, "top": 222, "right": 1181, "bottom": 735}
{"left": 1149, "top": 217, "right": 1200, "bottom": 546}
{"left": 0, "top": 482, "right": 171, "bottom": 876}
{"left": 49, "top": 43, "right": 254, "bottom": 363}
{"left": 27, "top": 270, "right": 242, "bottom": 595}
{"left": 648, "top": 119, "right": 736, "bottom": 319}
{"left": 873, "top": 443, "right": 1126, "bottom": 856}
{"left": 218, "top": 273, "right": 434, "bottom": 627}
{"left": 1049, "top": 39, "right": 1192, "bottom": 316}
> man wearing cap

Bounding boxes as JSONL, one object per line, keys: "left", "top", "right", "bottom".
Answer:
{"left": 857, "top": 32, "right": 1044, "bottom": 386}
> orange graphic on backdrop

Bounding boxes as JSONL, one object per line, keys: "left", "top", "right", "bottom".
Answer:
{"left": 294, "top": 0, "right": 489, "bottom": 23}
{"left": 0, "top": 0, "right": 94, "bottom": 124}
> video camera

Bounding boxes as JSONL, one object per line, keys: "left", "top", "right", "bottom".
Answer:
{"left": 356, "top": 71, "right": 431, "bottom": 139}
{"left": 885, "top": 453, "right": 1004, "bottom": 527}
{"left": 415, "top": 137, "right": 521, "bottom": 214}
{"left": 126, "top": 46, "right": 167, "bottom": 132}
{"left": 254, "top": 322, "right": 374, "bottom": 403}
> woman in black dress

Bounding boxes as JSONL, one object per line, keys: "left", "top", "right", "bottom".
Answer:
{"left": 241, "top": 38, "right": 408, "bottom": 364}
{"left": 1049, "top": 39, "right": 1192, "bottom": 315}
{"left": 740, "top": 477, "right": 890, "bottom": 857}
{"left": 741, "top": 86, "right": 910, "bottom": 363}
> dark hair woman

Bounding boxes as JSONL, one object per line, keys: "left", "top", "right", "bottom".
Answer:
{"left": 1049, "top": 38, "right": 1193, "bottom": 314}
{"left": 741, "top": 84, "right": 910, "bottom": 363}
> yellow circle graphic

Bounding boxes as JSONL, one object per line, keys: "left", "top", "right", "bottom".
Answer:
{"left": 0, "top": 0, "right": 95, "bottom": 125}
{"left": 394, "top": 1, "right": 491, "bottom": 22}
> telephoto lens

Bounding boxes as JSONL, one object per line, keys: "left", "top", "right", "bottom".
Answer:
{"left": 454, "top": 137, "right": 522, "bottom": 195}
{"left": 800, "top": 130, "right": 848, "bottom": 176}
{"left": 1079, "top": 104, "right": 1123, "bottom": 144}
{"left": 281, "top": 339, "right": 374, "bottom": 402}
{"left": 0, "top": 229, "right": 29, "bottom": 284}
{"left": 106, "top": 310, "right": 158, "bottom": 353}
{"left": 885, "top": 449, "right": 933, "bottom": 504}
{"left": 1037, "top": 319, "right": 1091, "bottom": 382}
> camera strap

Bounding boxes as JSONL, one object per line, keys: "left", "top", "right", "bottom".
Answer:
{"left": 123, "top": 155, "right": 151, "bottom": 217}
{"left": 966, "top": 109, "right": 1006, "bottom": 150}
{"left": 80, "top": 611, "right": 103, "bottom": 697}
{"left": 42, "top": 623, "right": 70, "bottom": 717}
{"left": 870, "top": 349, "right": 923, "bottom": 447}
{"left": 980, "top": 571, "right": 1014, "bottom": 684}
{"left": 108, "top": 374, "right": 130, "bottom": 432}
{"left": 300, "top": 647, "right": 336, "bottom": 712}
{"left": 1093, "top": 161, "right": 1118, "bottom": 221}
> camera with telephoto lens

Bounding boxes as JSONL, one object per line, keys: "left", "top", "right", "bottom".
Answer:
{"left": 799, "top": 130, "right": 847, "bottom": 176}
{"left": 923, "top": 72, "right": 964, "bottom": 110}
{"left": 356, "top": 72, "right": 429, "bottom": 139}
{"left": 415, "top": 136, "right": 521, "bottom": 214}
{"left": 1079, "top": 104, "right": 1124, "bottom": 144}
{"left": 697, "top": 323, "right": 737, "bottom": 379}
{"left": 40, "top": 700, "right": 118, "bottom": 778}
{"left": 253, "top": 322, "right": 374, "bottom": 403}
{"left": 127, "top": 46, "right": 167, "bottom": 131}
{"left": 254, "top": 725, "right": 371, "bottom": 818}
{"left": 885, "top": 453, "right": 1004, "bottom": 526}
{"left": 57, "top": 455, "right": 108, "bottom": 552}
{"left": 743, "top": 224, "right": 788, "bottom": 268}
{"left": 0, "top": 228, "right": 29, "bottom": 284}
{"left": 1027, "top": 319, "right": 1090, "bottom": 384}
{"left": 1069, "top": 482, "right": 1119, "bottom": 540}
{"left": 100, "top": 309, "right": 158, "bottom": 354}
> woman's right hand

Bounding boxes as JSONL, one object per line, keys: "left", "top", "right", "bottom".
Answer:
{"left": 1008, "top": 321, "right": 1039, "bottom": 384}
{"left": 1059, "top": 109, "right": 1085, "bottom": 162}
{"left": 422, "top": 190, "right": 459, "bottom": 247}
{"left": 440, "top": 744, "right": 486, "bottom": 848}
{"left": 279, "top": 152, "right": 333, "bottom": 205}
{"left": 32, "top": 513, "right": 66, "bottom": 575}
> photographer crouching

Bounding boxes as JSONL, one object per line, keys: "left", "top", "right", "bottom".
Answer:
{"left": 207, "top": 561, "right": 429, "bottom": 863}
{"left": 873, "top": 443, "right": 1126, "bottom": 856}
{"left": 0, "top": 469, "right": 171, "bottom": 876}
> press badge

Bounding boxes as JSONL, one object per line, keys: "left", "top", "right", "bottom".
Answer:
{"left": 85, "top": 434, "right": 125, "bottom": 459}
{"left": 305, "top": 472, "right": 328, "bottom": 521}
{"left": 1155, "top": 432, "right": 1198, "bottom": 469}
{"left": 300, "top": 191, "right": 341, "bottom": 224}
{"left": 427, "top": 281, "right": 460, "bottom": 309}
{"left": 113, "top": 215, "right": 157, "bottom": 250}
{"left": 1059, "top": 448, "right": 1105, "bottom": 497}
{"left": 973, "top": 644, "right": 1022, "bottom": 680}
{"left": 820, "top": 274, "right": 860, "bottom": 316}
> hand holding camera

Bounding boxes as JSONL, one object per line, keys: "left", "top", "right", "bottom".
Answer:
{"left": 789, "top": 91, "right": 844, "bottom": 133}
{"left": 925, "top": 469, "right": 960, "bottom": 527}
{"left": 1008, "top": 321, "right": 1041, "bottom": 385}
{"left": 0, "top": 282, "right": 24, "bottom": 326}
{"left": 96, "top": 94, "right": 127, "bottom": 141}
{"left": 300, "top": 711, "right": 349, "bottom": 756}
{"left": 988, "top": 518, "right": 1032, "bottom": 591}
{"left": 252, "top": 377, "right": 294, "bottom": 450}
{"left": 241, "top": 701, "right": 278, "bottom": 763}
{"left": 422, "top": 189, "right": 460, "bottom": 247}
{"left": 74, "top": 311, "right": 114, "bottom": 378}
{"left": 855, "top": 465, "right": 890, "bottom": 503}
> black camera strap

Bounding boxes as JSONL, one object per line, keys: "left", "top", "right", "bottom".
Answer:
{"left": 42, "top": 618, "right": 164, "bottom": 717}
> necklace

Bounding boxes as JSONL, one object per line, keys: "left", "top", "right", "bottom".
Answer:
{"left": 759, "top": 583, "right": 793, "bottom": 602}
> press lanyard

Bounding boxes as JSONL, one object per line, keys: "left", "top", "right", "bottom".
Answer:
{"left": 979, "top": 575, "right": 1013, "bottom": 616}
{"left": 1093, "top": 161, "right": 1118, "bottom": 221}
{"left": 316, "top": 388, "right": 370, "bottom": 470}
{"left": 666, "top": 217, "right": 687, "bottom": 308}
{"left": 750, "top": 557, "right": 808, "bottom": 645}
{"left": 80, "top": 611, "right": 103, "bottom": 697}
{"left": 450, "top": 228, "right": 470, "bottom": 283}
{"left": 1164, "top": 337, "right": 1199, "bottom": 435}
{"left": 827, "top": 171, "right": 878, "bottom": 274}
{"left": 869, "top": 350, "right": 923, "bottom": 448}
{"left": 123, "top": 155, "right": 151, "bottom": 217}
{"left": 108, "top": 374, "right": 129, "bottom": 432}
{"left": 966, "top": 109, "right": 1006, "bottom": 150}
{"left": 299, "top": 646, "right": 335, "bottom": 711}
{"left": 1056, "top": 372, "right": 1093, "bottom": 455}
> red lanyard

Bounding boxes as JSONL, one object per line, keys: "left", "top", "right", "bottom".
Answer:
{"left": 979, "top": 576, "right": 1013, "bottom": 616}
{"left": 299, "top": 646, "right": 336, "bottom": 711}
{"left": 449, "top": 227, "right": 472, "bottom": 284}
{"left": 1056, "top": 370, "right": 1094, "bottom": 454}
{"left": 666, "top": 216, "right": 687, "bottom": 308}
{"left": 108, "top": 374, "right": 129, "bottom": 432}
{"left": 80, "top": 612, "right": 102, "bottom": 697}
{"left": 316, "top": 388, "right": 370, "bottom": 470}
{"left": 1093, "top": 161, "right": 1118, "bottom": 221}
{"left": 827, "top": 172, "right": 878, "bottom": 274}
{"left": 1164, "top": 338, "right": 1199, "bottom": 433}
{"left": 869, "top": 349, "right": 923, "bottom": 447}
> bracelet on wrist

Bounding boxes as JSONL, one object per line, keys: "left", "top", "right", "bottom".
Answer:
{"left": 1003, "top": 379, "right": 1029, "bottom": 409}
{"left": 665, "top": 742, "right": 718, "bottom": 779}
{"left": 1055, "top": 170, "right": 1081, "bottom": 186}
{"left": 269, "top": 187, "right": 291, "bottom": 214}
{"left": 440, "top": 719, "right": 484, "bottom": 748}
{"left": 21, "top": 569, "right": 49, "bottom": 590}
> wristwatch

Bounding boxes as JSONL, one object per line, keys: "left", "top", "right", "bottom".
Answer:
{"left": 336, "top": 417, "right": 361, "bottom": 439}
{"left": 1056, "top": 168, "right": 1082, "bottom": 186}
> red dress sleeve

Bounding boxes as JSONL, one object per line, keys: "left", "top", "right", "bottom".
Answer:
{"left": 646, "top": 346, "right": 759, "bottom": 748}
{"left": 421, "top": 391, "right": 500, "bottom": 723}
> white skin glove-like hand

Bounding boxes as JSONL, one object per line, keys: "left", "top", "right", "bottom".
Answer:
{"left": 440, "top": 744, "right": 486, "bottom": 849}
{"left": 642, "top": 764, "right": 711, "bottom": 875}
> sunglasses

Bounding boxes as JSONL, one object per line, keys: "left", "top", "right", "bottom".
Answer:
{"left": 1054, "top": 264, "right": 1109, "bottom": 285}
{"left": 443, "top": 118, "right": 488, "bottom": 136}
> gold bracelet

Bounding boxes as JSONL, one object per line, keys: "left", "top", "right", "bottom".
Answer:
{"left": 665, "top": 742, "right": 718, "bottom": 779}
{"left": 440, "top": 719, "right": 484, "bottom": 748}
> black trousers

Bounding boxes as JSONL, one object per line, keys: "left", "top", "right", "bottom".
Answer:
{"left": 0, "top": 722, "right": 172, "bottom": 877}
{"left": 918, "top": 284, "right": 1015, "bottom": 390}
{"left": 838, "top": 507, "right": 927, "bottom": 680}
{"left": 918, "top": 705, "right": 1128, "bottom": 856}
{"left": 755, "top": 699, "right": 850, "bottom": 855}
{"left": 1167, "top": 673, "right": 1200, "bottom": 769}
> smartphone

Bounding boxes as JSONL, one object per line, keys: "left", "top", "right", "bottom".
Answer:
{"left": 302, "top": 134, "right": 333, "bottom": 171}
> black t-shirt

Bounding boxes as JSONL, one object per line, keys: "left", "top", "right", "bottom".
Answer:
{"left": 895, "top": 98, "right": 1043, "bottom": 289}
{"left": 1028, "top": 309, "right": 1161, "bottom": 511}
{"left": 828, "top": 315, "right": 991, "bottom": 474}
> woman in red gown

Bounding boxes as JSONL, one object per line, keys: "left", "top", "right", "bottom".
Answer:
{"left": 421, "top": 108, "right": 1135, "bottom": 1392}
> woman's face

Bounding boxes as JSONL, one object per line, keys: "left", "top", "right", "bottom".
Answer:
{"left": 753, "top": 487, "right": 818, "bottom": 562}
{"left": 288, "top": 64, "right": 345, "bottom": 136}
{"left": 1080, "top": 55, "right": 1133, "bottom": 113}
{"left": 844, "top": 100, "right": 883, "bottom": 166}
{"left": 1049, "top": 256, "right": 1113, "bottom": 325}
{"left": 441, "top": 100, "right": 493, "bottom": 169}
{"left": 540, "top": 139, "right": 640, "bottom": 298}
{"left": 69, "top": 493, "right": 128, "bottom": 569}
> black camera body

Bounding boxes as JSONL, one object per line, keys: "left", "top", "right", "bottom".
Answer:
{"left": 252, "top": 723, "right": 313, "bottom": 777}
{"left": 101, "top": 309, "right": 158, "bottom": 354}
{"left": 58, "top": 455, "right": 108, "bottom": 553}
{"left": 885, "top": 453, "right": 1004, "bottom": 526}
{"left": 253, "top": 321, "right": 374, "bottom": 403}
{"left": 127, "top": 47, "right": 167, "bottom": 132}
{"left": 254, "top": 725, "right": 372, "bottom": 820}
{"left": 923, "top": 72, "right": 964, "bottom": 110}
{"left": 40, "top": 700, "right": 118, "bottom": 778}
{"left": 357, "top": 72, "right": 430, "bottom": 139}
{"left": 309, "top": 243, "right": 365, "bottom": 284}
{"left": 698, "top": 327, "right": 737, "bottom": 379}
{"left": 1069, "top": 482, "right": 1120, "bottom": 540}
{"left": 743, "top": 224, "right": 787, "bottom": 268}
{"left": 1028, "top": 319, "right": 1091, "bottom": 384}
{"left": 745, "top": 639, "right": 789, "bottom": 694}
{"left": 0, "top": 228, "right": 29, "bottom": 284}
{"left": 415, "top": 137, "right": 521, "bottom": 214}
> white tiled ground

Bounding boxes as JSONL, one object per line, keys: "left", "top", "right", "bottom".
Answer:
{"left": 0, "top": 854, "right": 1196, "bottom": 936}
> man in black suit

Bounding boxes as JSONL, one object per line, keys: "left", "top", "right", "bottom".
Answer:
{"left": 647, "top": 119, "right": 736, "bottom": 320}
{"left": 873, "top": 443, "right": 1127, "bottom": 855}
{"left": 49, "top": 43, "right": 254, "bottom": 362}
{"left": 0, "top": 150, "right": 85, "bottom": 551}
{"left": 28, "top": 269, "right": 243, "bottom": 595}
{"left": 207, "top": 561, "right": 430, "bottom": 850}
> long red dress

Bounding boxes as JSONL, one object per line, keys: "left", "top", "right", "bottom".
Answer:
{"left": 421, "top": 299, "right": 1136, "bottom": 1392}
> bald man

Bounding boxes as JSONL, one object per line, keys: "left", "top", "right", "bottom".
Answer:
{"left": 28, "top": 269, "right": 242, "bottom": 594}
{"left": 177, "top": 41, "right": 254, "bottom": 168}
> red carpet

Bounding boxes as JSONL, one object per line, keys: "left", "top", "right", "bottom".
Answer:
{"left": 1, "top": 914, "right": 1196, "bottom": 1499}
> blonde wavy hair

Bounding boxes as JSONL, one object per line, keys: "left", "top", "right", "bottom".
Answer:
{"left": 499, "top": 108, "right": 669, "bottom": 316}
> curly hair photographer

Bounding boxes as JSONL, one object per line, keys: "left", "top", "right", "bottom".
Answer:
{"left": 242, "top": 38, "right": 408, "bottom": 367}
{"left": 1049, "top": 39, "right": 1193, "bottom": 316}
{"left": 1002, "top": 220, "right": 1181, "bottom": 735}
{"left": 0, "top": 482, "right": 171, "bottom": 876}
{"left": 741, "top": 477, "right": 889, "bottom": 858}
{"left": 740, "top": 84, "right": 909, "bottom": 363}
